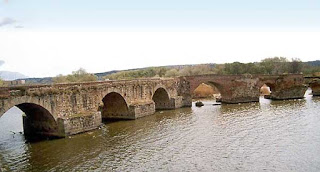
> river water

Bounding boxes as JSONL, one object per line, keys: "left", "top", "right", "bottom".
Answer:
{"left": 1, "top": 90, "right": 320, "bottom": 171}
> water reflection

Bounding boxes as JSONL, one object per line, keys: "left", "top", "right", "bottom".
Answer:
{"left": 1, "top": 92, "right": 320, "bottom": 171}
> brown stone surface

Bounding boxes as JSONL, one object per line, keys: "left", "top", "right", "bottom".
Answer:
{"left": 61, "top": 112, "right": 101, "bottom": 136}
{"left": 0, "top": 78, "right": 188, "bottom": 137}
{"left": 309, "top": 79, "right": 320, "bottom": 96}
{"left": 259, "top": 75, "right": 307, "bottom": 100}
{"left": 185, "top": 74, "right": 308, "bottom": 103}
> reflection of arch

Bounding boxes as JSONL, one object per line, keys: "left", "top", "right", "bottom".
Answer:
{"left": 102, "top": 92, "right": 129, "bottom": 119}
{"left": 1, "top": 103, "right": 58, "bottom": 137}
{"left": 152, "top": 87, "right": 171, "bottom": 110}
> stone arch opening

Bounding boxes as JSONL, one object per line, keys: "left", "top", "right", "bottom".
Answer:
{"left": 152, "top": 88, "right": 172, "bottom": 110}
{"left": 0, "top": 103, "right": 59, "bottom": 140}
{"left": 193, "top": 83, "right": 221, "bottom": 100}
{"left": 102, "top": 92, "right": 130, "bottom": 119}
{"left": 192, "top": 82, "right": 222, "bottom": 103}
{"left": 260, "top": 83, "right": 275, "bottom": 99}
{"left": 308, "top": 80, "right": 320, "bottom": 97}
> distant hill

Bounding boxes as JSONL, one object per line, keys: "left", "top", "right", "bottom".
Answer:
{"left": 94, "top": 70, "right": 119, "bottom": 80}
{"left": 23, "top": 77, "right": 53, "bottom": 85}
{"left": 0, "top": 71, "right": 28, "bottom": 81}
{"left": 306, "top": 60, "right": 320, "bottom": 66}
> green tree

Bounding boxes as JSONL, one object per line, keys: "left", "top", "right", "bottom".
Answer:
{"left": 288, "top": 58, "right": 303, "bottom": 74}
{"left": 53, "top": 68, "right": 97, "bottom": 83}
{"left": 165, "top": 69, "right": 179, "bottom": 77}
{"left": 212, "top": 64, "right": 226, "bottom": 74}
{"left": 260, "top": 57, "right": 289, "bottom": 74}
{"left": 178, "top": 66, "right": 193, "bottom": 76}
{"left": 0, "top": 78, "right": 6, "bottom": 87}
{"left": 224, "top": 62, "right": 243, "bottom": 74}
{"left": 52, "top": 74, "right": 67, "bottom": 83}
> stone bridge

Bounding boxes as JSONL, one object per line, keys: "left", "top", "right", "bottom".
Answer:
{"left": 0, "top": 74, "right": 318, "bottom": 138}
{"left": 185, "top": 74, "right": 309, "bottom": 103}
{"left": 304, "top": 76, "right": 320, "bottom": 96}
{"left": 0, "top": 78, "right": 190, "bottom": 137}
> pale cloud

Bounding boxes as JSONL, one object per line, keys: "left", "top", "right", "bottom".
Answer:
{"left": 14, "top": 25, "right": 24, "bottom": 29}
{"left": 0, "top": 17, "right": 16, "bottom": 27}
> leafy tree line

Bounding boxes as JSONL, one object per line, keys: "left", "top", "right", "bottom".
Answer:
{"left": 222, "top": 57, "right": 305, "bottom": 75}
{"left": 103, "top": 57, "right": 319, "bottom": 80}
{"left": 104, "top": 64, "right": 217, "bottom": 80}
{"left": 53, "top": 68, "right": 97, "bottom": 84}
{"left": 0, "top": 79, "right": 7, "bottom": 86}
{"left": 51, "top": 57, "right": 320, "bottom": 83}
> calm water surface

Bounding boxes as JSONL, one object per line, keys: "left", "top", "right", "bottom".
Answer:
{"left": 1, "top": 90, "right": 320, "bottom": 171}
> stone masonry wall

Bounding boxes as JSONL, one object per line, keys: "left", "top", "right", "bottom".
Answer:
{"left": 59, "top": 112, "right": 101, "bottom": 136}
{"left": 309, "top": 79, "right": 320, "bottom": 96}
{"left": 0, "top": 78, "right": 187, "bottom": 137}
{"left": 186, "top": 74, "right": 308, "bottom": 103}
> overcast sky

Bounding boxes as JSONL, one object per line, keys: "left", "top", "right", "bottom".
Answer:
{"left": 0, "top": 0, "right": 319, "bottom": 77}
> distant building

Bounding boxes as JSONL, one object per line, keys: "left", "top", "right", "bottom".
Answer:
{"left": 10, "top": 80, "right": 26, "bottom": 86}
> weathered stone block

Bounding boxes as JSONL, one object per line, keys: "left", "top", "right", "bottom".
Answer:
{"left": 270, "top": 85, "right": 308, "bottom": 100}
{"left": 310, "top": 79, "right": 320, "bottom": 96}
{"left": 129, "top": 101, "right": 156, "bottom": 119}
{"left": 59, "top": 112, "right": 101, "bottom": 136}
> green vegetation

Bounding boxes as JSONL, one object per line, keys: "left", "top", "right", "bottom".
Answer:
{"left": 104, "top": 57, "right": 319, "bottom": 80}
{"left": 0, "top": 78, "right": 8, "bottom": 87}
{"left": 223, "top": 57, "right": 304, "bottom": 75}
{"left": 105, "top": 67, "right": 167, "bottom": 80}
{"left": 0, "top": 78, "right": 4, "bottom": 86}
{"left": 53, "top": 68, "right": 98, "bottom": 84}
{"left": 104, "top": 64, "right": 216, "bottom": 80}
{"left": 103, "top": 57, "right": 320, "bottom": 80}
{"left": 43, "top": 58, "right": 320, "bottom": 84}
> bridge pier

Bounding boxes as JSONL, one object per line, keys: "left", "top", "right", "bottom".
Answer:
{"left": 24, "top": 112, "right": 102, "bottom": 138}
{"left": 23, "top": 115, "right": 65, "bottom": 138}
{"left": 220, "top": 83, "right": 261, "bottom": 104}
{"left": 128, "top": 102, "right": 156, "bottom": 119}
{"left": 261, "top": 75, "right": 308, "bottom": 100}
{"left": 268, "top": 85, "right": 308, "bottom": 100}
{"left": 101, "top": 96, "right": 185, "bottom": 120}
{"left": 57, "top": 112, "right": 101, "bottom": 136}
{"left": 309, "top": 79, "right": 320, "bottom": 96}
